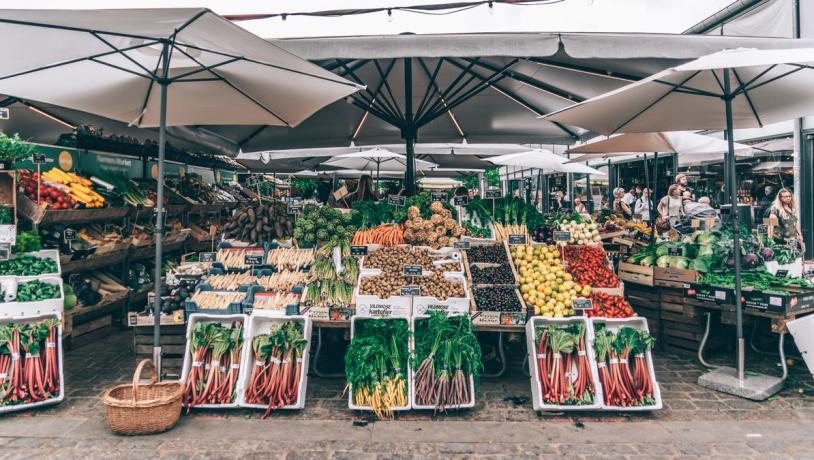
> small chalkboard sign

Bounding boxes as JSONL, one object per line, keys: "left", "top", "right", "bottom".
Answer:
{"left": 244, "top": 254, "right": 264, "bottom": 266}
{"left": 32, "top": 153, "right": 46, "bottom": 164}
{"left": 453, "top": 241, "right": 470, "bottom": 250}
{"left": 0, "top": 243, "right": 9, "bottom": 261}
{"left": 756, "top": 224, "right": 768, "bottom": 235}
{"left": 775, "top": 269, "right": 789, "bottom": 279}
{"left": 63, "top": 228, "right": 77, "bottom": 242}
{"left": 453, "top": 195, "right": 469, "bottom": 206}
{"left": 350, "top": 245, "right": 368, "bottom": 256}
{"left": 287, "top": 202, "right": 303, "bottom": 214}
{"left": 403, "top": 264, "right": 423, "bottom": 276}
{"left": 485, "top": 189, "right": 502, "bottom": 199}
{"left": 572, "top": 298, "right": 594, "bottom": 310}
{"left": 507, "top": 234, "right": 526, "bottom": 245}
{"left": 400, "top": 285, "right": 421, "bottom": 296}
{"left": 430, "top": 192, "right": 447, "bottom": 202}
{"left": 388, "top": 194, "right": 405, "bottom": 206}
{"left": 553, "top": 231, "right": 571, "bottom": 242}
{"left": 667, "top": 247, "right": 683, "bottom": 257}
{"left": 199, "top": 252, "right": 216, "bottom": 263}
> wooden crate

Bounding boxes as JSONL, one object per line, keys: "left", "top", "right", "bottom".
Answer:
{"left": 134, "top": 324, "right": 186, "bottom": 378}
{"left": 618, "top": 262, "right": 654, "bottom": 287}
{"left": 64, "top": 292, "right": 128, "bottom": 349}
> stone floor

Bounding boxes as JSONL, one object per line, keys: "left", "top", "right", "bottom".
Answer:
{"left": 0, "top": 328, "right": 813, "bottom": 459}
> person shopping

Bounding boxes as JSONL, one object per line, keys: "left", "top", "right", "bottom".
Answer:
{"left": 612, "top": 188, "right": 632, "bottom": 219}
{"left": 634, "top": 188, "right": 653, "bottom": 222}
{"left": 768, "top": 188, "right": 804, "bottom": 251}
{"left": 656, "top": 184, "right": 684, "bottom": 230}
{"left": 573, "top": 196, "right": 587, "bottom": 214}
{"left": 345, "top": 174, "right": 378, "bottom": 204}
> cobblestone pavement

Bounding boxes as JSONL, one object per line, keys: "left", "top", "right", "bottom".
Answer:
{"left": 0, "top": 329, "right": 813, "bottom": 459}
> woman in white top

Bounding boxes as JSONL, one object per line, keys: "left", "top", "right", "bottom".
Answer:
{"left": 634, "top": 187, "right": 653, "bottom": 222}
{"left": 657, "top": 184, "right": 684, "bottom": 226}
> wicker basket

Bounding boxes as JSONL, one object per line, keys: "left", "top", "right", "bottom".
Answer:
{"left": 102, "top": 359, "right": 183, "bottom": 435}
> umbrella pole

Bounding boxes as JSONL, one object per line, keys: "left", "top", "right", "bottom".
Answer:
{"left": 642, "top": 153, "right": 649, "bottom": 219}
{"left": 723, "top": 69, "right": 745, "bottom": 381}
{"left": 376, "top": 160, "right": 380, "bottom": 190}
{"left": 153, "top": 44, "right": 170, "bottom": 378}
{"left": 652, "top": 152, "right": 658, "bottom": 236}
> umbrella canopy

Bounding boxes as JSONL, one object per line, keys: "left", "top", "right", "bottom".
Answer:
{"left": 488, "top": 149, "right": 603, "bottom": 175}
{"left": 419, "top": 177, "right": 464, "bottom": 189}
{"left": 565, "top": 131, "right": 752, "bottom": 162}
{"left": 544, "top": 46, "right": 814, "bottom": 390}
{"left": 751, "top": 161, "right": 794, "bottom": 172}
{"left": 0, "top": 8, "right": 361, "bottom": 127}
{"left": 0, "top": 8, "right": 361, "bottom": 375}
{"left": 321, "top": 148, "right": 437, "bottom": 173}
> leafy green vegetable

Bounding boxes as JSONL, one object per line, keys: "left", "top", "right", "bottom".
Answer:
{"left": 12, "top": 231, "right": 41, "bottom": 254}
{"left": 0, "top": 133, "right": 36, "bottom": 164}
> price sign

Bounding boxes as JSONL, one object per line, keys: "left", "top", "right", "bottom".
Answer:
{"left": 350, "top": 245, "right": 368, "bottom": 256}
{"left": 287, "top": 202, "right": 303, "bottom": 215}
{"left": 453, "top": 241, "right": 470, "bottom": 250}
{"left": 0, "top": 161, "right": 11, "bottom": 170}
{"left": 32, "top": 153, "right": 46, "bottom": 164}
{"left": 403, "top": 264, "right": 423, "bottom": 276}
{"left": 400, "top": 285, "right": 421, "bottom": 296}
{"left": 147, "top": 292, "right": 157, "bottom": 306}
{"left": 199, "top": 252, "right": 216, "bottom": 263}
{"left": 430, "top": 192, "right": 447, "bottom": 202}
{"left": 453, "top": 195, "right": 469, "bottom": 206}
{"left": 755, "top": 224, "right": 768, "bottom": 235}
{"left": 667, "top": 247, "right": 683, "bottom": 257}
{"left": 775, "top": 269, "right": 789, "bottom": 279}
{"left": 63, "top": 228, "right": 77, "bottom": 242}
{"left": 388, "top": 194, "right": 405, "bottom": 206}
{"left": 0, "top": 243, "right": 9, "bottom": 261}
{"left": 244, "top": 254, "right": 264, "bottom": 266}
{"left": 485, "top": 189, "right": 502, "bottom": 199}
{"left": 572, "top": 298, "right": 594, "bottom": 310}
{"left": 507, "top": 234, "right": 527, "bottom": 245}
{"left": 553, "top": 231, "right": 571, "bottom": 242}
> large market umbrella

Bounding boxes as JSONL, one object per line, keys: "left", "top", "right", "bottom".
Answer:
{"left": 489, "top": 149, "right": 604, "bottom": 175}
{"left": 545, "top": 47, "right": 814, "bottom": 397}
{"left": 321, "top": 147, "right": 438, "bottom": 184}
{"left": 0, "top": 8, "right": 360, "bottom": 374}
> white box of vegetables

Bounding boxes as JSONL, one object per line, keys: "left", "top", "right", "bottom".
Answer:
{"left": 5, "top": 250, "right": 62, "bottom": 278}
{"left": 237, "top": 312, "right": 312, "bottom": 411}
{"left": 589, "top": 317, "right": 662, "bottom": 411}
{"left": 410, "top": 315, "right": 475, "bottom": 411}
{"left": 348, "top": 316, "right": 413, "bottom": 413}
{"left": 180, "top": 313, "right": 248, "bottom": 410}
{"left": 525, "top": 316, "right": 603, "bottom": 411}
{"left": 1, "top": 276, "right": 64, "bottom": 319}
{"left": 412, "top": 272, "right": 471, "bottom": 317}
{"left": 0, "top": 312, "right": 65, "bottom": 414}
{"left": 353, "top": 271, "right": 413, "bottom": 318}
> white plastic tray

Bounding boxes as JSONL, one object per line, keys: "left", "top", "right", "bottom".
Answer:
{"left": 589, "top": 317, "right": 662, "bottom": 411}
{"left": 180, "top": 313, "right": 248, "bottom": 410}
{"left": 412, "top": 273, "right": 470, "bottom": 317}
{"left": 0, "top": 312, "right": 65, "bottom": 414}
{"left": 525, "top": 316, "right": 603, "bottom": 411}
{"left": 237, "top": 313, "right": 311, "bottom": 411}
{"left": 353, "top": 272, "right": 412, "bottom": 318}
{"left": 2, "top": 276, "right": 64, "bottom": 319}
{"left": 348, "top": 316, "right": 413, "bottom": 412}
{"left": 7, "top": 249, "right": 62, "bottom": 278}
{"left": 410, "top": 315, "right": 475, "bottom": 410}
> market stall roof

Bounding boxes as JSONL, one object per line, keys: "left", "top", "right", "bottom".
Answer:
{"left": 205, "top": 32, "right": 814, "bottom": 152}
{"left": 564, "top": 131, "right": 752, "bottom": 162}
{"left": 749, "top": 137, "right": 794, "bottom": 152}
{"left": 751, "top": 161, "right": 794, "bottom": 172}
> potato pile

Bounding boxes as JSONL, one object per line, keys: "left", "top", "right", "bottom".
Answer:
{"left": 359, "top": 269, "right": 465, "bottom": 300}
{"left": 363, "top": 246, "right": 461, "bottom": 273}
{"left": 222, "top": 201, "right": 293, "bottom": 244}
{"left": 403, "top": 203, "right": 465, "bottom": 249}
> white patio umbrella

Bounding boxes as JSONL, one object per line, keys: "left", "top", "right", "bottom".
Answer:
{"left": 489, "top": 149, "right": 603, "bottom": 175}
{"left": 0, "top": 8, "right": 360, "bottom": 372}
{"left": 545, "top": 47, "right": 814, "bottom": 397}
{"left": 321, "top": 148, "right": 437, "bottom": 184}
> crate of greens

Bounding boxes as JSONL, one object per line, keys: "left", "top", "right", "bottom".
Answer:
{"left": 238, "top": 313, "right": 311, "bottom": 412}
{"left": 0, "top": 249, "right": 61, "bottom": 278}
{"left": 591, "top": 317, "right": 661, "bottom": 411}
{"left": 347, "top": 316, "right": 412, "bottom": 418}
{"left": 525, "top": 316, "right": 602, "bottom": 411}
{"left": 411, "top": 313, "right": 480, "bottom": 411}
{"left": 3, "top": 277, "right": 64, "bottom": 319}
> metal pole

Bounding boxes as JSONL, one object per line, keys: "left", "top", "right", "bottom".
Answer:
{"left": 153, "top": 41, "right": 170, "bottom": 377}
{"left": 652, "top": 152, "right": 658, "bottom": 232}
{"left": 724, "top": 69, "right": 745, "bottom": 381}
{"left": 585, "top": 165, "right": 592, "bottom": 213}
{"left": 643, "top": 153, "right": 649, "bottom": 220}
{"left": 404, "top": 58, "right": 416, "bottom": 196}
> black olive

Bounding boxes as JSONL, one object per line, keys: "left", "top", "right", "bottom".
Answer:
{"left": 473, "top": 286, "right": 521, "bottom": 312}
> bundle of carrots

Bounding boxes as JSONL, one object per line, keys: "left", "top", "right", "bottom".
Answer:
{"left": 183, "top": 322, "right": 244, "bottom": 411}
{"left": 244, "top": 321, "right": 308, "bottom": 417}
{"left": 0, "top": 319, "right": 61, "bottom": 405}
{"left": 534, "top": 323, "right": 595, "bottom": 406}
{"left": 352, "top": 224, "right": 404, "bottom": 246}
{"left": 593, "top": 325, "right": 656, "bottom": 407}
